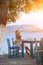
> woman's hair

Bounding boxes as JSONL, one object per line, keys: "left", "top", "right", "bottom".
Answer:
{"left": 15, "top": 30, "right": 21, "bottom": 40}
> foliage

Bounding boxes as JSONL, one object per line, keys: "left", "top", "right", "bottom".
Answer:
{"left": 0, "top": 0, "right": 43, "bottom": 25}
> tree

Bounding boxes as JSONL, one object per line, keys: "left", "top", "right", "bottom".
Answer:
{"left": 0, "top": 0, "right": 43, "bottom": 25}
{"left": 0, "top": 0, "right": 32, "bottom": 25}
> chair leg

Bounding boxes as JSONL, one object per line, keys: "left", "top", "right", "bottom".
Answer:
{"left": 13, "top": 49, "right": 14, "bottom": 56}
{"left": 17, "top": 48, "right": 19, "bottom": 58}
{"left": 13, "top": 49, "right": 17, "bottom": 57}
{"left": 8, "top": 48, "right": 19, "bottom": 58}
{"left": 8, "top": 49, "right": 11, "bottom": 58}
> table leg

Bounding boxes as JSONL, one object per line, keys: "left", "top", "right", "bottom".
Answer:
{"left": 30, "top": 43, "right": 33, "bottom": 58}
{"left": 22, "top": 42, "right": 24, "bottom": 57}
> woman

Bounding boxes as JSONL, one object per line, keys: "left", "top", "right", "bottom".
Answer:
{"left": 15, "top": 30, "right": 30, "bottom": 55}
{"left": 15, "top": 30, "right": 22, "bottom": 53}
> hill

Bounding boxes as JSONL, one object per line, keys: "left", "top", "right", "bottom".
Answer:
{"left": 6, "top": 25, "right": 43, "bottom": 33}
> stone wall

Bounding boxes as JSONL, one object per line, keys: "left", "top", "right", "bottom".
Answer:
{"left": 0, "top": 26, "right": 6, "bottom": 48}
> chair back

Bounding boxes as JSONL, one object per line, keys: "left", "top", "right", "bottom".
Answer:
{"left": 7, "top": 39, "right": 11, "bottom": 48}
{"left": 12, "top": 38, "right": 14, "bottom": 46}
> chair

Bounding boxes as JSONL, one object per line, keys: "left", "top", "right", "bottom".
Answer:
{"left": 36, "top": 50, "right": 43, "bottom": 64}
{"left": 7, "top": 39, "right": 19, "bottom": 58}
{"left": 14, "top": 39, "right": 22, "bottom": 56}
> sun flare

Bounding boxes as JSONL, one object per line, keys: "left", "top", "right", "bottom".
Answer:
{"left": 7, "top": 11, "right": 43, "bottom": 29}
{"left": 27, "top": 11, "right": 43, "bottom": 29}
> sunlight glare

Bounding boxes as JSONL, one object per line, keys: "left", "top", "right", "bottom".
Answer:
{"left": 27, "top": 11, "right": 43, "bottom": 29}
{"left": 7, "top": 11, "right": 43, "bottom": 29}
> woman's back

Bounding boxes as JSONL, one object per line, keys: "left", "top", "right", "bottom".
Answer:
{"left": 15, "top": 39, "right": 22, "bottom": 50}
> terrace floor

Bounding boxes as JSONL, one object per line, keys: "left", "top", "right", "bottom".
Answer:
{"left": 0, "top": 54, "right": 37, "bottom": 65}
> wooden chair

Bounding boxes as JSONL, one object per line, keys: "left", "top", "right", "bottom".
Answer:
{"left": 7, "top": 39, "right": 19, "bottom": 58}
{"left": 11, "top": 38, "right": 22, "bottom": 57}
{"left": 36, "top": 50, "right": 43, "bottom": 64}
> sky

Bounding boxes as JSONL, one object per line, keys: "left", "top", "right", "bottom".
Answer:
{"left": 7, "top": 11, "right": 43, "bottom": 29}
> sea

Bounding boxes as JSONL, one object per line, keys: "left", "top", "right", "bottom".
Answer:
{"left": 0, "top": 32, "right": 43, "bottom": 55}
